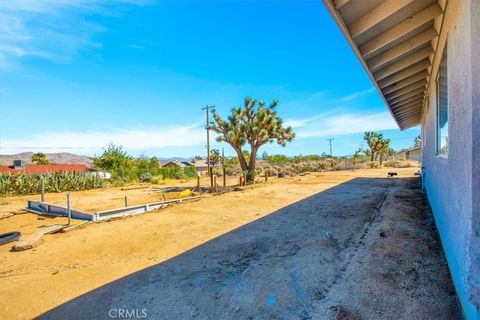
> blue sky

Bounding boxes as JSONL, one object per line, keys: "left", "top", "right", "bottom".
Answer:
{"left": 0, "top": 0, "right": 419, "bottom": 158}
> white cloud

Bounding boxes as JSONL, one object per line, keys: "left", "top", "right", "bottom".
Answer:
{"left": 0, "top": 122, "right": 206, "bottom": 154}
{"left": 339, "top": 87, "right": 376, "bottom": 102}
{"left": 0, "top": 0, "right": 147, "bottom": 68}
{"left": 284, "top": 111, "right": 336, "bottom": 128}
{"left": 286, "top": 111, "right": 397, "bottom": 139}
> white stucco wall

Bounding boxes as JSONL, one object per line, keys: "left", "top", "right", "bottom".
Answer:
{"left": 422, "top": 0, "right": 479, "bottom": 318}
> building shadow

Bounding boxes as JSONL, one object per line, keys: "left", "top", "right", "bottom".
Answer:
{"left": 36, "top": 177, "right": 453, "bottom": 320}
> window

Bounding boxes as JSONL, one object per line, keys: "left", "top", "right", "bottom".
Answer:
{"left": 437, "top": 47, "right": 448, "bottom": 156}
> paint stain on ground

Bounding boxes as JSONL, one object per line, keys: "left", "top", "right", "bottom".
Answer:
{"left": 267, "top": 293, "right": 276, "bottom": 308}
{"left": 289, "top": 266, "right": 305, "bottom": 302}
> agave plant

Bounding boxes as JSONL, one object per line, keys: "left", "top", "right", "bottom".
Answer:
{"left": 0, "top": 172, "right": 106, "bottom": 196}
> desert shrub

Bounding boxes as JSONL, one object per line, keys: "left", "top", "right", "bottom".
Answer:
{"left": 183, "top": 166, "right": 198, "bottom": 178}
{"left": 353, "top": 163, "right": 369, "bottom": 169}
{"left": 263, "top": 167, "right": 278, "bottom": 177}
{"left": 365, "top": 161, "right": 381, "bottom": 168}
{"left": 157, "top": 166, "right": 197, "bottom": 180}
{"left": 159, "top": 167, "right": 184, "bottom": 180}
{"left": 225, "top": 165, "right": 240, "bottom": 176}
{"left": 332, "top": 159, "right": 355, "bottom": 171}
{"left": 139, "top": 172, "right": 153, "bottom": 183}
{"left": 257, "top": 163, "right": 278, "bottom": 177}
{"left": 384, "top": 160, "right": 419, "bottom": 168}
{"left": 268, "top": 154, "right": 290, "bottom": 165}
{"left": 150, "top": 176, "right": 162, "bottom": 184}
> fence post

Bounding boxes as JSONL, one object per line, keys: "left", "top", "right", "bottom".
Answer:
{"left": 124, "top": 195, "right": 128, "bottom": 207}
{"left": 223, "top": 167, "right": 226, "bottom": 188}
{"left": 66, "top": 192, "right": 71, "bottom": 226}
{"left": 265, "top": 172, "right": 268, "bottom": 182}
{"left": 40, "top": 176, "right": 45, "bottom": 202}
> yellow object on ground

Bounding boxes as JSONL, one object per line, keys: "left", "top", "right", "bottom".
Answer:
{"left": 179, "top": 189, "right": 191, "bottom": 198}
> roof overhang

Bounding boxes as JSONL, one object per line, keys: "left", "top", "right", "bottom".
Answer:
{"left": 323, "top": 0, "right": 446, "bottom": 130}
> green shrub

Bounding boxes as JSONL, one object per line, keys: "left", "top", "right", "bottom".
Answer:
{"left": 268, "top": 154, "right": 290, "bottom": 165}
{"left": 183, "top": 166, "right": 198, "bottom": 178}
{"left": 139, "top": 172, "right": 153, "bottom": 183}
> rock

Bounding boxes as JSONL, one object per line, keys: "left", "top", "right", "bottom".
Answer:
{"left": 12, "top": 225, "right": 64, "bottom": 251}
{"left": 13, "top": 231, "right": 44, "bottom": 251}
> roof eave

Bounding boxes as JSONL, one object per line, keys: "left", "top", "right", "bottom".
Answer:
{"left": 322, "top": 0, "right": 403, "bottom": 130}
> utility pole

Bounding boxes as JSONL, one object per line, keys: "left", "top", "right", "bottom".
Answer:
{"left": 327, "top": 138, "right": 334, "bottom": 157}
{"left": 202, "top": 105, "right": 215, "bottom": 187}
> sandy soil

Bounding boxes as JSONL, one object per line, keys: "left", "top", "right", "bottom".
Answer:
{"left": 0, "top": 168, "right": 458, "bottom": 319}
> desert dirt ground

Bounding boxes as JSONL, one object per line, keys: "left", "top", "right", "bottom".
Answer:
{"left": 0, "top": 168, "right": 459, "bottom": 319}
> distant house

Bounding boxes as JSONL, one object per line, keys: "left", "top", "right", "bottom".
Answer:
{"left": 161, "top": 160, "right": 193, "bottom": 169}
{"left": 160, "top": 159, "right": 217, "bottom": 175}
{"left": 191, "top": 159, "right": 213, "bottom": 175}
{"left": 0, "top": 161, "right": 92, "bottom": 176}
{"left": 395, "top": 146, "right": 422, "bottom": 162}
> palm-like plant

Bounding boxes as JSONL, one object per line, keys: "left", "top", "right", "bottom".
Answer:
{"left": 210, "top": 97, "right": 294, "bottom": 182}
{"left": 31, "top": 153, "right": 50, "bottom": 165}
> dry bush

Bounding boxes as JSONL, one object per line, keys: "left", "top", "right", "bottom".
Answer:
{"left": 353, "top": 163, "right": 370, "bottom": 169}
{"left": 286, "top": 160, "right": 337, "bottom": 174}
{"left": 333, "top": 159, "right": 355, "bottom": 171}
{"left": 384, "top": 160, "right": 419, "bottom": 168}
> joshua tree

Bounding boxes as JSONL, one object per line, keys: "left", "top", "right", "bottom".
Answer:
{"left": 31, "top": 152, "right": 50, "bottom": 165}
{"left": 210, "top": 97, "right": 294, "bottom": 182}
{"left": 413, "top": 135, "right": 422, "bottom": 147}
{"left": 377, "top": 140, "right": 392, "bottom": 166}
{"left": 364, "top": 131, "right": 389, "bottom": 162}
{"left": 210, "top": 149, "right": 223, "bottom": 166}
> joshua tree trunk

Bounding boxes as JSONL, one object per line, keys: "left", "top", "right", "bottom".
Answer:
{"left": 234, "top": 147, "right": 248, "bottom": 172}
{"left": 246, "top": 147, "right": 258, "bottom": 183}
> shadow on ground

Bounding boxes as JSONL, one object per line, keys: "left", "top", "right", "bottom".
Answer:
{"left": 38, "top": 177, "right": 459, "bottom": 320}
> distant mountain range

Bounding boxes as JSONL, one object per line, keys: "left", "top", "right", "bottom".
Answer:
{"left": 0, "top": 152, "right": 194, "bottom": 167}
{"left": 0, "top": 152, "right": 94, "bottom": 167}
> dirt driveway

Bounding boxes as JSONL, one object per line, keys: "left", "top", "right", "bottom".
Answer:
{"left": 0, "top": 168, "right": 459, "bottom": 319}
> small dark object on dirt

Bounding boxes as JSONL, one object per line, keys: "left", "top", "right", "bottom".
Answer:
{"left": 334, "top": 306, "right": 363, "bottom": 320}
{"left": 278, "top": 172, "right": 286, "bottom": 178}
{"left": 387, "top": 172, "right": 398, "bottom": 178}
{"left": 379, "top": 231, "right": 386, "bottom": 237}
{"left": 0, "top": 231, "right": 21, "bottom": 246}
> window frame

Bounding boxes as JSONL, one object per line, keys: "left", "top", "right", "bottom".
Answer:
{"left": 436, "top": 46, "right": 449, "bottom": 158}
